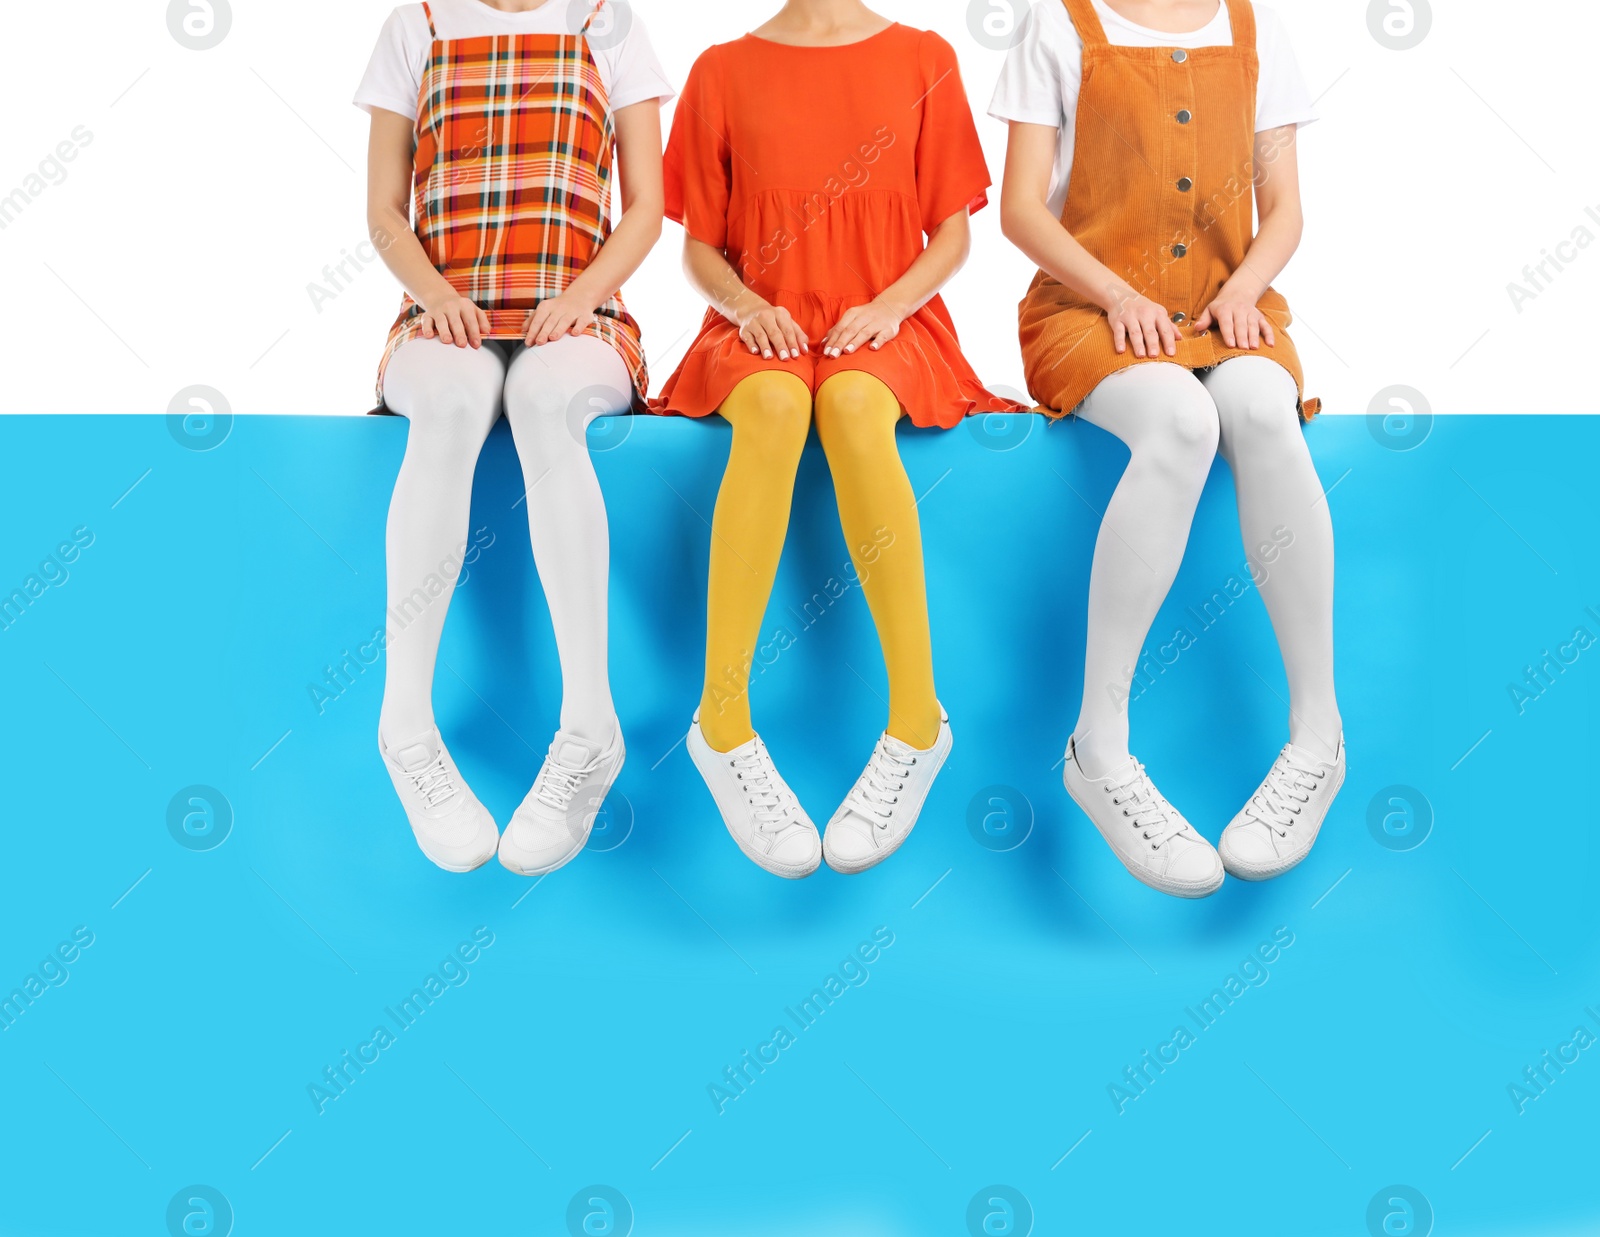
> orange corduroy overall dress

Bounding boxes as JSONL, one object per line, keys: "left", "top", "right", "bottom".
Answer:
{"left": 1018, "top": 0, "right": 1317, "bottom": 418}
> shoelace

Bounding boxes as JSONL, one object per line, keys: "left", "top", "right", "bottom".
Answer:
{"left": 729, "top": 745, "right": 791, "bottom": 834}
{"left": 1104, "top": 762, "right": 1184, "bottom": 849}
{"left": 848, "top": 737, "right": 919, "bottom": 829}
{"left": 533, "top": 753, "right": 599, "bottom": 812}
{"left": 1245, "top": 750, "right": 1326, "bottom": 835}
{"left": 407, "top": 757, "right": 458, "bottom": 810}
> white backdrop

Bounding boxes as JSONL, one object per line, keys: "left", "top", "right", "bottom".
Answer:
{"left": 1, "top": 0, "right": 1594, "bottom": 417}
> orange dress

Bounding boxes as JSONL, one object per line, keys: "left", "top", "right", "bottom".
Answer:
{"left": 1019, "top": 0, "right": 1318, "bottom": 419}
{"left": 651, "top": 25, "right": 1026, "bottom": 428}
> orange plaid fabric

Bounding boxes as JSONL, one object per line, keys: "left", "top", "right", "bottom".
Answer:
{"left": 375, "top": 0, "right": 647, "bottom": 409}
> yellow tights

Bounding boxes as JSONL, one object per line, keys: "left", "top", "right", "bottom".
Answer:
{"left": 698, "top": 370, "right": 941, "bottom": 753}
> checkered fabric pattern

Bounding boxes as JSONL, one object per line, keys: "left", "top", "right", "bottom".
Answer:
{"left": 376, "top": 0, "right": 647, "bottom": 408}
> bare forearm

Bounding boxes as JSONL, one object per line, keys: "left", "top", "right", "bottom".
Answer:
{"left": 563, "top": 201, "right": 664, "bottom": 312}
{"left": 367, "top": 205, "right": 458, "bottom": 311}
{"left": 1001, "top": 196, "right": 1133, "bottom": 313}
{"left": 876, "top": 213, "right": 969, "bottom": 317}
{"left": 684, "top": 239, "right": 765, "bottom": 324}
{"left": 1219, "top": 205, "right": 1302, "bottom": 302}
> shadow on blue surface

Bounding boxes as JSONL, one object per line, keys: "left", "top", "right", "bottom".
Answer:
{"left": 0, "top": 412, "right": 1595, "bottom": 1236}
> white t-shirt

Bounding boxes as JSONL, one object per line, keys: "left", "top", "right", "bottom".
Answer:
{"left": 988, "top": 0, "right": 1315, "bottom": 217}
{"left": 354, "top": 0, "right": 675, "bottom": 121}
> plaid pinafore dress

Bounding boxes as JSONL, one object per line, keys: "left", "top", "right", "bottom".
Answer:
{"left": 374, "top": 0, "right": 648, "bottom": 411}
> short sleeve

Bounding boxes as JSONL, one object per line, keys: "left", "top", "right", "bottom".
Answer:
{"left": 987, "top": 1, "right": 1079, "bottom": 129}
{"left": 353, "top": 6, "right": 431, "bottom": 121}
{"left": 1253, "top": 6, "right": 1318, "bottom": 132}
{"left": 662, "top": 47, "right": 730, "bottom": 249}
{"left": 913, "top": 32, "right": 993, "bottom": 232}
{"left": 599, "top": 10, "right": 677, "bottom": 111}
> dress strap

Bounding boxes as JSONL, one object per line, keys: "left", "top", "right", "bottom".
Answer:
{"left": 421, "top": 1, "right": 437, "bottom": 39}
{"left": 579, "top": 0, "right": 607, "bottom": 34}
{"left": 1059, "top": 0, "right": 1108, "bottom": 46}
{"left": 1224, "top": 0, "right": 1256, "bottom": 49}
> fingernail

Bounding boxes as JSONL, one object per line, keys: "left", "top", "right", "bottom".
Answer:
{"left": 763, "top": 351, "right": 772, "bottom": 359}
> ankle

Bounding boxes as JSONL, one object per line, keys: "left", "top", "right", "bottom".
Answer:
{"left": 380, "top": 712, "right": 436, "bottom": 750}
{"left": 698, "top": 699, "right": 753, "bottom": 754}
{"left": 1290, "top": 718, "right": 1343, "bottom": 764}
{"left": 887, "top": 709, "right": 942, "bottom": 751}
{"left": 558, "top": 710, "right": 619, "bottom": 746}
{"left": 1071, "top": 730, "right": 1129, "bottom": 781}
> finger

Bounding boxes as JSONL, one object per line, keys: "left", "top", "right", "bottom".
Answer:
{"left": 1159, "top": 315, "right": 1179, "bottom": 357}
{"left": 1261, "top": 315, "right": 1277, "bottom": 348}
{"left": 1247, "top": 314, "right": 1261, "bottom": 350}
{"left": 1218, "top": 309, "right": 1237, "bottom": 350}
{"left": 523, "top": 311, "right": 547, "bottom": 347}
{"left": 1194, "top": 308, "right": 1213, "bottom": 332}
{"left": 420, "top": 315, "right": 436, "bottom": 340}
{"left": 477, "top": 306, "right": 491, "bottom": 339}
{"left": 839, "top": 321, "right": 874, "bottom": 354}
{"left": 436, "top": 313, "right": 457, "bottom": 346}
{"left": 869, "top": 324, "right": 896, "bottom": 350}
{"left": 785, "top": 322, "right": 808, "bottom": 359}
{"left": 1144, "top": 317, "right": 1164, "bottom": 359}
{"left": 463, "top": 306, "right": 483, "bottom": 349}
{"left": 1112, "top": 317, "right": 1127, "bottom": 356}
{"left": 537, "top": 314, "right": 564, "bottom": 347}
{"left": 749, "top": 323, "right": 775, "bottom": 359}
{"left": 570, "top": 313, "right": 594, "bottom": 338}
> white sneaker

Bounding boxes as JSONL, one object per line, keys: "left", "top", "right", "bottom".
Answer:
{"left": 498, "top": 726, "right": 626, "bottom": 877}
{"left": 823, "top": 708, "right": 953, "bottom": 875}
{"left": 379, "top": 728, "right": 500, "bottom": 873}
{"left": 1063, "top": 738, "right": 1224, "bottom": 898}
{"left": 1219, "top": 737, "right": 1346, "bottom": 881}
{"left": 686, "top": 714, "right": 821, "bottom": 879}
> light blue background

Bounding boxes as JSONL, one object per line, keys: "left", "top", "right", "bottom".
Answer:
{"left": 1, "top": 412, "right": 1594, "bottom": 1236}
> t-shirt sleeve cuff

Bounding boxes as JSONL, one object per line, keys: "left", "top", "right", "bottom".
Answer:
{"left": 354, "top": 91, "right": 417, "bottom": 119}
{"left": 1256, "top": 111, "right": 1318, "bottom": 132}
{"left": 611, "top": 84, "right": 677, "bottom": 111}
{"left": 987, "top": 104, "right": 1063, "bottom": 128}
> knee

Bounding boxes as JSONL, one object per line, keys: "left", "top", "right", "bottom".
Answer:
{"left": 1213, "top": 367, "right": 1303, "bottom": 455}
{"left": 403, "top": 392, "right": 499, "bottom": 465}
{"left": 389, "top": 359, "right": 501, "bottom": 457}
{"left": 727, "top": 373, "right": 813, "bottom": 466}
{"left": 1132, "top": 390, "right": 1219, "bottom": 481}
{"left": 813, "top": 373, "right": 899, "bottom": 460}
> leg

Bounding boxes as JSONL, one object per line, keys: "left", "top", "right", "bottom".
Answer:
{"left": 1072, "top": 364, "right": 1221, "bottom": 777}
{"left": 378, "top": 338, "right": 507, "bottom": 747}
{"left": 1201, "top": 357, "right": 1341, "bottom": 760}
{"left": 812, "top": 371, "right": 940, "bottom": 749}
{"left": 502, "top": 334, "right": 631, "bottom": 745}
{"left": 699, "top": 371, "right": 814, "bottom": 752}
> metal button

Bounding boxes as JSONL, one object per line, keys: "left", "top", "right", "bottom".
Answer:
{"left": 1172, "top": 243, "right": 1188, "bottom": 258}
{"left": 1176, "top": 177, "right": 1193, "bottom": 192}
{"left": 1176, "top": 109, "right": 1192, "bottom": 124}
{"left": 1171, "top": 312, "right": 1188, "bottom": 325}
{"left": 1172, "top": 49, "right": 1189, "bottom": 63}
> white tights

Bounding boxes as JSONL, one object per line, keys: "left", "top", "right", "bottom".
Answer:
{"left": 378, "top": 332, "right": 630, "bottom": 749}
{"left": 1072, "top": 357, "right": 1341, "bottom": 776}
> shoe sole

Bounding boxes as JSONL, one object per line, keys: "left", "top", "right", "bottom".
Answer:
{"left": 414, "top": 824, "right": 500, "bottom": 874}
{"left": 1220, "top": 762, "right": 1345, "bottom": 882}
{"left": 498, "top": 742, "right": 627, "bottom": 877}
{"left": 1063, "top": 775, "right": 1224, "bottom": 899}
{"left": 687, "top": 731, "right": 820, "bottom": 879}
